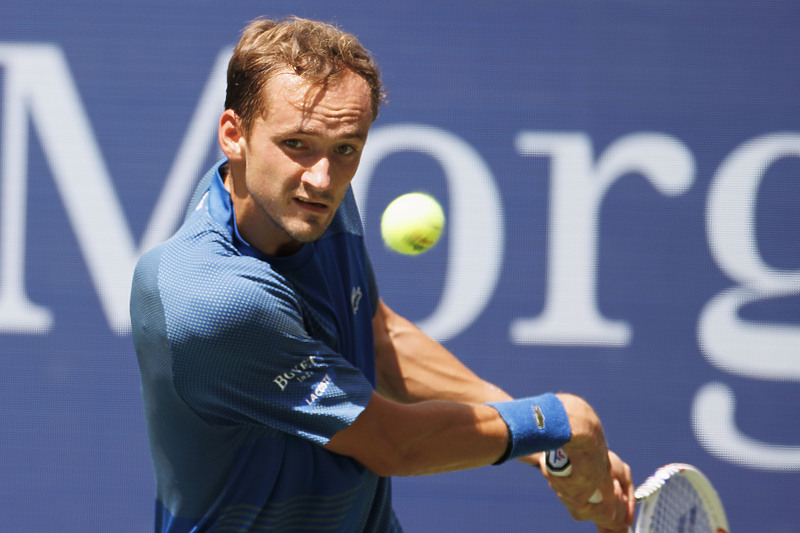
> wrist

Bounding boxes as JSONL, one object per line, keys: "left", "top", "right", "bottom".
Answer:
{"left": 487, "top": 393, "right": 571, "bottom": 464}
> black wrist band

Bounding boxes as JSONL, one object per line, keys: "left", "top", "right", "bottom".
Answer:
{"left": 492, "top": 425, "right": 514, "bottom": 465}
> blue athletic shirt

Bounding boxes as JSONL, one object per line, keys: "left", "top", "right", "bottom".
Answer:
{"left": 130, "top": 160, "right": 402, "bottom": 532}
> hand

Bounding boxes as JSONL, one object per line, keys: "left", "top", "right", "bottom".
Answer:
{"left": 540, "top": 449, "right": 633, "bottom": 531}
{"left": 592, "top": 451, "right": 635, "bottom": 533}
{"left": 540, "top": 449, "right": 634, "bottom": 532}
{"left": 537, "top": 394, "right": 634, "bottom": 531}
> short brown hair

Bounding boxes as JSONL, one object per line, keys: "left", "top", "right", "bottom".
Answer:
{"left": 225, "top": 16, "right": 385, "bottom": 134}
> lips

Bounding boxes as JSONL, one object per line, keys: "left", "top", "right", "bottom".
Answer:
{"left": 294, "top": 197, "right": 329, "bottom": 213}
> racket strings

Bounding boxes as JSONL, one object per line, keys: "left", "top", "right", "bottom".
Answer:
{"left": 647, "top": 476, "right": 712, "bottom": 533}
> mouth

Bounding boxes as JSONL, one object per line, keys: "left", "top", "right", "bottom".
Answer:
{"left": 294, "top": 196, "right": 329, "bottom": 214}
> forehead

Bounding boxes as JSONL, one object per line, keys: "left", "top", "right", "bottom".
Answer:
{"left": 261, "top": 69, "right": 373, "bottom": 133}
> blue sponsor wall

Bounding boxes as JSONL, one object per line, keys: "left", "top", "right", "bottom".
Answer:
{"left": 1, "top": 1, "right": 798, "bottom": 531}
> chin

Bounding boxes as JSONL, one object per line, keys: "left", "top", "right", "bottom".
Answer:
{"left": 286, "top": 222, "right": 329, "bottom": 244}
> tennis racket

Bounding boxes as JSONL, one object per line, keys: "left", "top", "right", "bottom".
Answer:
{"left": 545, "top": 450, "right": 730, "bottom": 533}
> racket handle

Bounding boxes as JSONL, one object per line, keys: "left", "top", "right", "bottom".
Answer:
{"left": 545, "top": 449, "right": 603, "bottom": 504}
{"left": 545, "top": 448, "right": 572, "bottom": 476}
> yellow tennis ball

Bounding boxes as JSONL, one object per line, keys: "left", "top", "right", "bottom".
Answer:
{"left": 381, "top": 193, "right": 445, "bottom": 255}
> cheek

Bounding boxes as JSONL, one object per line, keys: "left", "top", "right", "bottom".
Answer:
{"left": 246, "top": 154, "right": 298, "bottom": 194}
{"left": 332, "top": 174, "right": 356, "bottom": 201}
{"left": 334, "top": 158, "right": 361, "bottom": 186}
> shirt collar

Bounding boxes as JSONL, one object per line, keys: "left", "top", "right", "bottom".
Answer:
{"left": 206, "top": 160, "right": 313, "bottom": 265}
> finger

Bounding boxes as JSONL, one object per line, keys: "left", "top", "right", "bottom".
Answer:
{"left": 554, "top": 485, "right": 609, "bottom": 509}
{"left": 546, "top": 475, "right": 599, "bottom": 502}
{"left": 595, "top": 527, "right": 633, "bottom": 533}
{"left": 611, "top": 457, "right": 635, "bottom": 525}
{"left": 624, "top": 476, "right": 635, "bottom": 524}
{"left": 581, "top": 480, "right": 631, "bottom": 531}
{"left": 604, "top": 451, "right": 635, "bottom": 526}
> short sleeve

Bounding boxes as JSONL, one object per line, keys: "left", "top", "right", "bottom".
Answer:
{"left": 161, "top": 251, "right": 374, "bottom": 446}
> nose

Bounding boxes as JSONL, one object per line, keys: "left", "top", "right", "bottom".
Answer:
{"left": 302, "top": 157, "right": 331, "bottom": 190}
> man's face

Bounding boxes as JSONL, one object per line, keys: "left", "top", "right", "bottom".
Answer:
{"left": 222, "top": 69, "right": 373, "bottom": 256}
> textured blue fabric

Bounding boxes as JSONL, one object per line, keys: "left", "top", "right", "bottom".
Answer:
{"left": 487, "top": 393, "right": 572, "bottom": 462}
{"left": 131, "top": 160, "right": 401, "bottom": 532}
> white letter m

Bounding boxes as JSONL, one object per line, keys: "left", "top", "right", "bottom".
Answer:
{"left": 0, "top": 43, "right": 228, "bottom": 334}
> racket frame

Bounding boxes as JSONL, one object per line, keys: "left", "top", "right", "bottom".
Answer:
{"left": 634, "top": 463, "right": 730, "bottom": 533}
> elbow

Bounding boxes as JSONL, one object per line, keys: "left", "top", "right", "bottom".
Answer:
{"left": 324, "top": 393, "right": 424, "bottom": 477}
{"left": 353, "top": 438, "right": 420, "bottom": 478}
{"left": 363, "top": 457, "right": 403, "bottom": 478}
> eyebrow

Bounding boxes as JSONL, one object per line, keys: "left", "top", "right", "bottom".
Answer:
{"left": 288, "top": 126, "right": 369, "bottom": 141}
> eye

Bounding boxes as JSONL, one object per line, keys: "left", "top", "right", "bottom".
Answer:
{"left": 283, "top": 139, "right": 305, "bottom": 150}
{"left": 335, "top": 144, "right": 357, "bottom": 156}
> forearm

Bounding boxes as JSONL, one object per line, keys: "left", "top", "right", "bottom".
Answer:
{"left": 370, "top": 301, "right": 632, "bottom": 529}
{"left": 373, "top": 299, "right": 511, "bottom": 404}
{"left": 372, "top": 299, "right": 550, "bottom": 467}
{"left": 325, "top": 391, "right": 509, "bottom": 476}
{"left": 326, "top": 388, "right": 576, "bottom": 479}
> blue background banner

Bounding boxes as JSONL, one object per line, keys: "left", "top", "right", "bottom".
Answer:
{"left": 1, "top": 2, "right": 798, "bottom": 531}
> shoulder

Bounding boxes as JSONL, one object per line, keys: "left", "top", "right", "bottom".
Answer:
{"left": 134, "top": 216, "right": 300, "bottom": 330}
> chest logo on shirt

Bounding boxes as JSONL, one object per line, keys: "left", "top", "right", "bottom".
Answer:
{"left": 350, "top": 286, "right": 363, "bottom": 315}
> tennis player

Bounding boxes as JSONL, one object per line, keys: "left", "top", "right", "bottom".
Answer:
{"left": 130, "top": 16, "right": 634, "bottom": 533}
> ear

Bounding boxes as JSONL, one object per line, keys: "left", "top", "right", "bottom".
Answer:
{"left": 218, "top": 109, "right": 246, "bottom": 161}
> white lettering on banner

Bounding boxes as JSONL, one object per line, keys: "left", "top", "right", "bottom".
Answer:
{"left": 0, "top": 46, "right": 50, "bottom": 331}
{"left": 1, "top": 43, "right": 798, "bottom": 472}
{"left": 692, "top": 382, "right": 800, "bottom": 471}
{"left": 352, "top": 124, "right": 504, "bottom": 342}
{"left": 510, "top": 132, "right": 695, "bottom": 346}
{"left": 0, "top": 44, "right": 229, "bottom": 333}
{"left": 694, "top": 133, "right": 800, "bottom": 470}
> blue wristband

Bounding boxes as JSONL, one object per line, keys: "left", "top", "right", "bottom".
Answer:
{"left": 487, "top": 393, "right": 571, "bottom": 464}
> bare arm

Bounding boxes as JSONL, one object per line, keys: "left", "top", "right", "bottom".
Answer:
{"left": 324, "top": 391, "right": 509, "bottom": 476}
{"left": 324, "top": 299, "right": 518, "bottom": 476}
{"left": 327, "top": 298, "right": 633, "bottom": 530}
{"left": 371, "top": 299, "right": 512, "bottom": 404}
